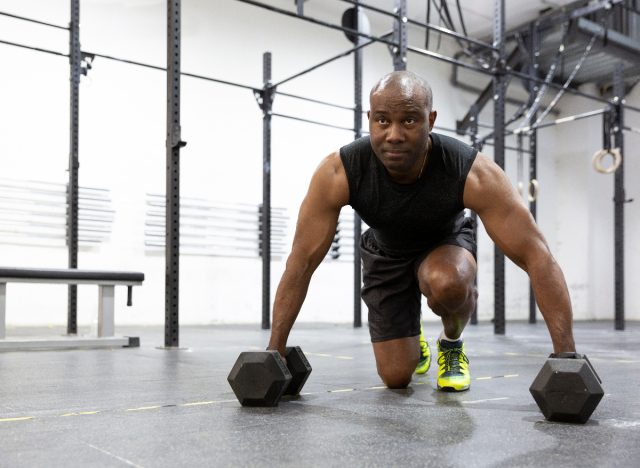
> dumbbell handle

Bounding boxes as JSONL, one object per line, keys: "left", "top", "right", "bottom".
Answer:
{"left": 548, "top": 352, "right": 602, "bottom": 384}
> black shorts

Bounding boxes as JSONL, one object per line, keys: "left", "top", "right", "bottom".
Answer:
{"left": 359, "top": 218, "right": 476, "bottom": 343}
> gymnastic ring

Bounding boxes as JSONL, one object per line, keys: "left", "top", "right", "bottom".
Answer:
{"left": 528, "top": 179, "right": 539, "bottom": 202}
{"left": 592, "top": 148, "right": 622, "bottom": 174}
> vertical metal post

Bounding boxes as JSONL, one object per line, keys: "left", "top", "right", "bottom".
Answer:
{"left": 528, "top": 127, "right": 538, "bottom": 324}
{"left": 295, "top": 0, "right": 304, "bottom": 16}
{"left": 468, "top": 106, "right": 480, "bottom": 326}
{"left": 67, "top": 0, "right": 81, "bottom": 336}
{"left": 528, "top": 22, "right": 540, "bottom": 324}
{"left": 261, "top": 52, "right": 274, "bottom": 330}
{"left": 612, "top": 63, "right": 625, "bottom": 331}
{"left": 353, "top": 6, "right": 363, "bottom": 328}
{"left": 165, "top": 0, "right": 185, "bottom": 348}
{"left": 392, "top": 0, "right": 407, "bottom": 70}
{"left": 492, "top": 0, "right": 506, "bottom": 335}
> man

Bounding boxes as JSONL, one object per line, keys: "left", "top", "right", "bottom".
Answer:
{"left": 267, "top": 70, "right": 576, "bottom": 392}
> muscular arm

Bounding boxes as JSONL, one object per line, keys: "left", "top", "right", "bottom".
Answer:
{"left": 267, "top": 152, "right": 350, "bottom": 355}
{"left": 464, "top": 154, "right": 576, "bottom": 353}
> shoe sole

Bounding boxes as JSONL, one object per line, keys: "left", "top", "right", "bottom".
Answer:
{"left": 415, "top": 359, "right": 431, "bottom": 375}
{"left": 437, "top": 384, "right": 470, "bottom": 392}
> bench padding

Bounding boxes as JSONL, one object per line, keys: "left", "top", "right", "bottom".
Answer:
{"left": 0, "top": 267, "right": 144, "bottom": 283}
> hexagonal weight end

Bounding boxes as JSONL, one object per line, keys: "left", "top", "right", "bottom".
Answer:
{"left": 227, "top": 351, "right": 292, "bottom": 407}
{"left": 283, "top": 346, "right": 312, "bottom": 396}
{"left": 530, "top": 357, "right": 604, "bottom": 424}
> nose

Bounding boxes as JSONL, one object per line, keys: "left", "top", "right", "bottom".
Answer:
{"left": 386, "top": 122, "right": 404, "bottom": 144}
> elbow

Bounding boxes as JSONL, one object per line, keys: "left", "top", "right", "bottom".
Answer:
{"left": 517, "top": 243, "right": 555, "bottom": 275}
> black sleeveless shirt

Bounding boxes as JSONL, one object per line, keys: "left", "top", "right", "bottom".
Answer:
{"left": 339, "top": 132, "right": 477, "bottom": 256}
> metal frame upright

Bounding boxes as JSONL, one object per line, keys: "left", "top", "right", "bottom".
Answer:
{"left": 67, "top": 0, "right": 81, "bottom": 335}
{"left": 612, "top": 63, "right": 626, "bottom": 331}
{"left": 165, "top": 0, "right": 186, "bottom": 348}
{"left": 353, "top": 5, "right": 364, "bottom": 328}
{"left": 260, "top": 52, "right": 274, "bottom": 330}
{"left": 528, "top": 22, "right": 541, "bottom": 324}
{"left": 492, "top": 0, "right": 507, "bottom": 335}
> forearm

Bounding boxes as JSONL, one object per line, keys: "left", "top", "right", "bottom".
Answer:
{"left": 527, "top": 253, "right": 576, "bottom": 353}
{"left": 267, "top": 258, "right": 314, "bottom": 355}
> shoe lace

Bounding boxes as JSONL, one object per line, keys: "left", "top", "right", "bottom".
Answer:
{"left": 438, "top": 347, "right": 468, "bottom": 373}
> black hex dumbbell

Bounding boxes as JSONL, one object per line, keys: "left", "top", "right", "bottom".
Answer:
{"left": 529, "top": 352, "right": 604, "bottom": 424}
{"left": 227, "top": 346, "right": 312, "bottom": 407}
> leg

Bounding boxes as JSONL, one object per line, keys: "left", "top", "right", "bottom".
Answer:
{"left": 417, "top": 244, "right": 477, "bottom": 339}
{"left": 372, "top": 336, "right": 420, "bottom": 389}
{"left": 359, "top": 230, "right": 422, "bottom": 389}
{"left": 98, "top": 285, "right": 115, "bottom": 337}
{"left": 0, "top": 283, "right": 6, "bottom": 339}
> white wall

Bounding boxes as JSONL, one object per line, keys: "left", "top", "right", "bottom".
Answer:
{"left": 0, "top": 0, "right": 637, "bottom": 329}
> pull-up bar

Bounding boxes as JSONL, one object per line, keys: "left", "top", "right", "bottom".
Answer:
{"left": 0, "top": 10, "right": 69, "bottom": 31}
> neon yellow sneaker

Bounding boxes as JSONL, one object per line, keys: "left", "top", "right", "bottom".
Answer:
{"left": 437, "top": 339, "right": 470, "bottom": 391}
{"left": 415, "top": 323, "right": 431, "bottom": 374}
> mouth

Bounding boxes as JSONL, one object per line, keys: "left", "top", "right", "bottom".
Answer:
{"left": 383, "top": 149, "right": 409, "bottom": 159}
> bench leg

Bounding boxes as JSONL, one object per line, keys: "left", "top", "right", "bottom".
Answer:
{"left": 98, "top": 285, "right": 115, "bottom": 337}
{"left": 0, "top": 283, "right": 5, "bottom": 339}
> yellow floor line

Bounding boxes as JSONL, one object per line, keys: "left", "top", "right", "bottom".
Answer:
{"left": 180, "top": 401, "right": 216, "bottom": 407}
{"left": 126, "top": 405, "right": 162, "bottom": 412}
{"left": 61, "top": 411, "right": 100, "bottom": 417}
{"left": 0, "top": 416, "right": 34, "bottom": 423}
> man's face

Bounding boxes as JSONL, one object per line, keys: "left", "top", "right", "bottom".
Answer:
{"left": 368, "top": 85, "right": 436, "bottom": 176}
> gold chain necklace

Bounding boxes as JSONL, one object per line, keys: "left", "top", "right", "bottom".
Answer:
{"left": 417, "top": 150, "right": 428, "bottom": 181}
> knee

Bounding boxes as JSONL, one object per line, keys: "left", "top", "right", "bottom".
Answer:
{"left": 378, "top": 372, "right": 413, "bottom": 389}
{"left": 377, "top": 366, "right": 413, "bottom": 389}
{"left": 419, "top": 268, "right": 474, "bottom": 311}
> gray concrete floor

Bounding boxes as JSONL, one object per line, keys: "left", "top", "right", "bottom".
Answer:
{"left": 0, "top": 320, "right": 639, "bottom": 467}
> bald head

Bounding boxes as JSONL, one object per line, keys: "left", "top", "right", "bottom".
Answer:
{"left": 370, "top": 71, "right": 433, "bottom": 112}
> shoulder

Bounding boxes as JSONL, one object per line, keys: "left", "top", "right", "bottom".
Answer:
{"left": 339, "top": 136, "right": 372, "bottom": 166}
{"left": 435, "top": 133, "right": 477, "bottom": 158}
{"left": 432, "top": 133, "right": 477, "bottom": 176}
{"left": 464, "top": 153, "right": 516, "bottom": 211}
{"left": 311, "top": 151, "right": 350, "bottom": 208}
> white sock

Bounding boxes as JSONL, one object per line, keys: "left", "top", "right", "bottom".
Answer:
{"left": 439, "top": 331, "right": 462, "bottom": 343}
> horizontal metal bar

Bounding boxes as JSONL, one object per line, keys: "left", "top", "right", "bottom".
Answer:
{"left": 146, "top": 194, "right": 285, "bottom": 211}
{"left": 275, "top": 91, "right": 355, "bottom": 111}
{"left": 624, "top": 125, "right": 640, "bottom": 135}
{"left": 406, "top": 19, "right": 496, "bottom": 52}
{"left": 91, "top": 56, "right": 356, "bottom": 111}
{"left": 0, "top": 38, "right": 68, "bottom": 57}
{"left": 273, "top": 31, "right": 389, "bottom": 88}
{"left": 235, "top": 0, "right": 398, "bottom": 48}
{"left": 89, "top": 52, "right": 258, "bottom": 92}
{"left": 507, "top": 67, "right": 610, "bottom": 105}
{"left": 513, "top": 108, "right": 608, "bottom": 134}
{"left": 623, "top": 103, "right": 640, "bottom": 114}
{"left": 272, "top": 112, "right": 355, "bottom": 132}
{"left": 406, "top": 45, "right": 494, "bottom": 77}
{"left": 0, "top": 11, "right": 69, "bottom": 30}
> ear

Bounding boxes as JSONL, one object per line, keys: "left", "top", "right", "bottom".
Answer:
{"left": 367, "top": 110, "right": 371, "bottom": 120}
{"left": 428, "top": 110, "right": 437, "bottom": 131}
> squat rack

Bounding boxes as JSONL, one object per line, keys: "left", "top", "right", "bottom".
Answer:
{"left": 1, "top": 1, "right": 638, "bottom": 344}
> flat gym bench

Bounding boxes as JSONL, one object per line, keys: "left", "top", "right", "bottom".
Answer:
{"left": 0, "top": 267, "right": 144, "bottom": 351}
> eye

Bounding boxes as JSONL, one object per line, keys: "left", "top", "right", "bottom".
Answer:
{"left": 376, "top": 117, "right": 388, "bottom": 125}
{"left": 404, "top": 117, "right": 416, "bottom": 125}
